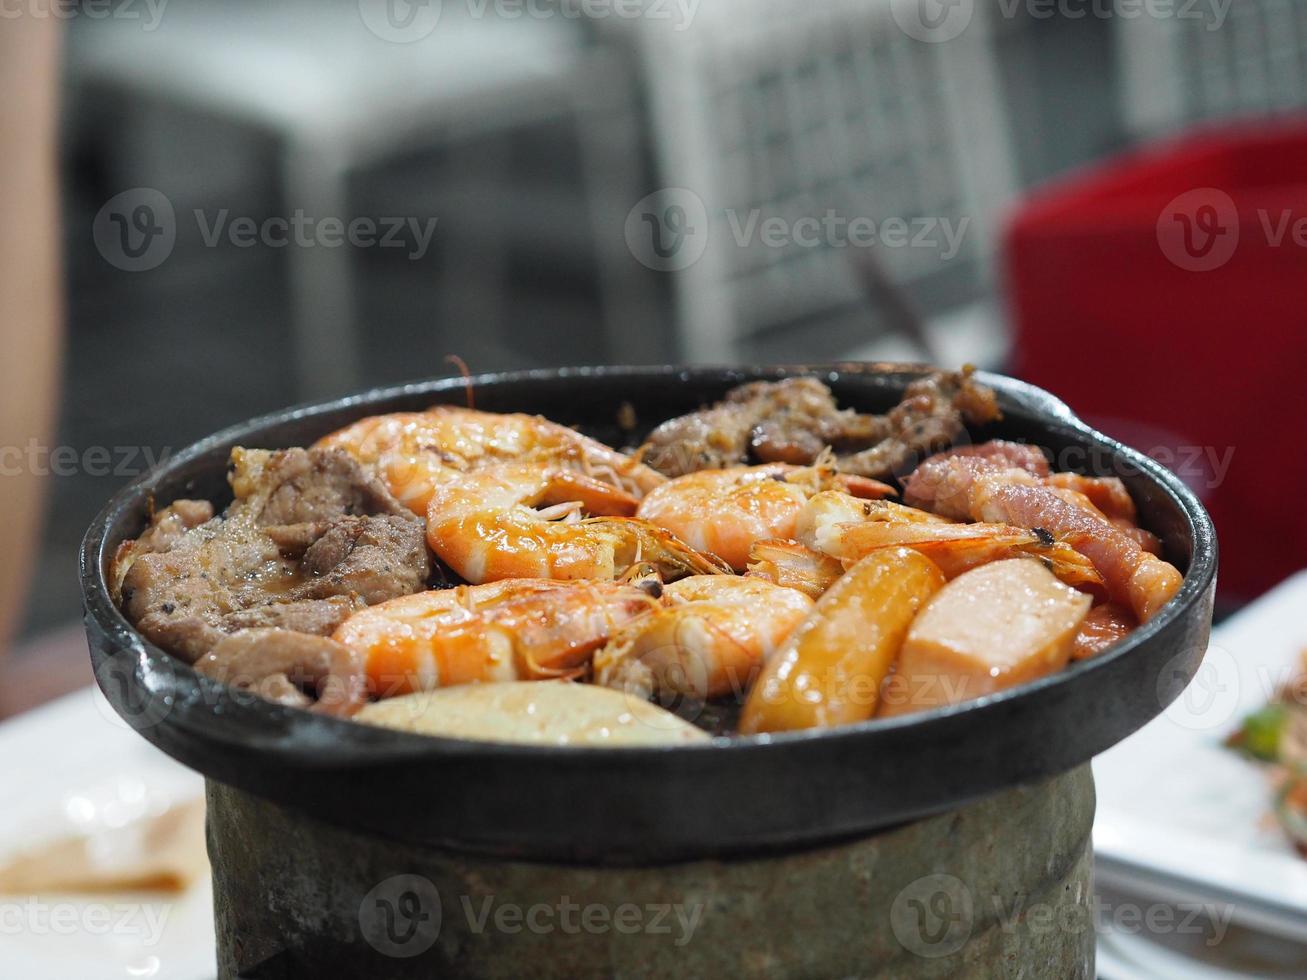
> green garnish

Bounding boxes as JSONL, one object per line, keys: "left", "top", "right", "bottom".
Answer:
{"left": 1228, "top": 704, "right": 1287, "bottom": 762}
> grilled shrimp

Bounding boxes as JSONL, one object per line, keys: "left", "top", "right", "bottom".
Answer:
{"left": 332, "top": 579, "right": 660, "bottom": 697}
{"left": 593, "top": 576, "right": 813, "bottom": 701}
{"left": 426, "top": 462, "right": 730, "bottom": 584}
{"left": 796, "top": 490, "right": 1104, "bottom": 592}
{"left": 905, "top": 451, "right": 1182, "bottom": 621}
{"left": 745, "top": 539, "right": 846, "bottom": 599}
{"left": 316, "top": 406, "right": 664, "bottom": 515}
{"left": 795, "top": 491, "right": 948, "bottom": 556}
{"left": 634, "top": 463, "right": 893, "bottom": 571}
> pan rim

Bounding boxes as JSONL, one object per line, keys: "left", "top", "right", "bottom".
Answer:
{"left": 80, "top": 363, "right": 1218, "bottom": 764}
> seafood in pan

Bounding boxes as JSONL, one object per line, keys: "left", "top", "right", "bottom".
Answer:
{"left": 113, "top": 368, "right": 1183, "bottom": 743}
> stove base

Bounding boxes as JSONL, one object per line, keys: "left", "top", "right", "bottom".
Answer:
{"left": 209, "top": 765, "right": 1094, "bottom": 978}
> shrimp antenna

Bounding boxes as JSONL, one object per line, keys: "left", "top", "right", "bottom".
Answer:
{"left": 444, "top": 354, "right": 475, "bottom": 409}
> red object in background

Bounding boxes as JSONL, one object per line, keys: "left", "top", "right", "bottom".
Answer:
{"left": 1005, "top": 121, "right": 1307, "bottom": 603}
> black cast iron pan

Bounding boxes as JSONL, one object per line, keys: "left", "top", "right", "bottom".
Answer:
{"left": 81, "top": 364, "right": 1217, "bottom": 863}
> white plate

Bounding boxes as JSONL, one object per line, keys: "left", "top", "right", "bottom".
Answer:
{"left": 0, "top": 685, "right": 214, "bottom": 980}
{"left": 1094, "top": 570, "right": 1307, "bottom": 947}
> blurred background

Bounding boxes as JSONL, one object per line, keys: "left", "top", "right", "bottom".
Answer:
{"left": 7, "top": 3, "right": 1307, "bottom": 976}
{"left": 13, "top": 0, "right": 1307, "bottom": 679}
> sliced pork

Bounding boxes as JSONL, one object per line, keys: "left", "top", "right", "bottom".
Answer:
{"left": 115, "top": 447, "right": 430, "bottom": 663}
{"left": 640, "top": 368, "right": 1000, "bottom": 479}
{"left": 904, "top": 446, "right": 1182, "bottom": 621}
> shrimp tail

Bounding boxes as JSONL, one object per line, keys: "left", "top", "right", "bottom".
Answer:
{"left": 537, "top": 469, "right": 640, "bottom": 517}
{"left": 745, "top": 539, "right": 845, "bottom": 599}
{"left": 588, "top": 518, "right": 733, "bottom": 581}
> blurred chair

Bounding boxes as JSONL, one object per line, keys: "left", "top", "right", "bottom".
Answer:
{"left": 610, "top": 0, "right": 1017, "bottom": 363}
{"left": 1117, "top": 0, "right": 1307, "bottom": 137}
{"left": 71, "top": 0, "right": 658, "bottom": 397}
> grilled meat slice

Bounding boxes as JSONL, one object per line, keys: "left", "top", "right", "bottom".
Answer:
{"left": 640, "top": 368, "right": 999, "bottom": 480}
{"left": 116, "top": 447, "right": 430, "bottom": 663}
{"left": 229, "top": 446, "right": 412, "bottom": 525}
